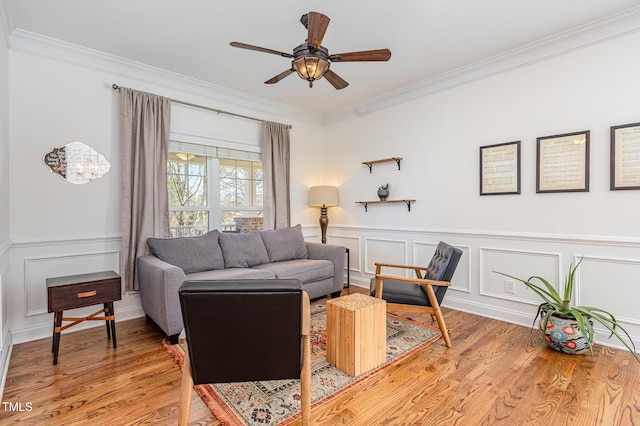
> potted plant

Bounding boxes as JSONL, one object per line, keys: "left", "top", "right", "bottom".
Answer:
{"left": 377, "top": 183, "right": 390, "bottom": 201}
{"left": 495, "top": 258, "right": 639, "bottom": 362}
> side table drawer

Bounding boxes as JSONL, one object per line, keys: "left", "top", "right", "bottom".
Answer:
{"left": 48, "top": 279, "right": 121, "bottom": 312}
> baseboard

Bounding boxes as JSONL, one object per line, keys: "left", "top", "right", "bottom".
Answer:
{"left": 10, "top": 305, "right": 146, "bottom": 346}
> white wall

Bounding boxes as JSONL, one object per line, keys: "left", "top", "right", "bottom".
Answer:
{"left": 6, "top": 50, "right": 325, "bottom": 344}
{"left": 0, "top": 8, "right": 12, "bottom": 396}
{"left": 323, "top": 31, "right": 640, "bottom": 351}
{"left": 4, "top": 18, "right": 640, "bottom": 363}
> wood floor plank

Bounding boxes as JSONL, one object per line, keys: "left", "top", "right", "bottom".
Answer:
{"left": 2, "top": 287, "right": 639, "bottom": 425}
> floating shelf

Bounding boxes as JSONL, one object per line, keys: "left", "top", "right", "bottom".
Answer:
{"left": 356, "top": 199, "right": 415, "bottom": 212}
{"left": 362, "top": 157, "right": 403, "bottom": 173}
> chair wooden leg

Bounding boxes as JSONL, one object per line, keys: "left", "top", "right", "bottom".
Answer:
{"left": 178, "top": 347, "right": 194, "bottom": 426}
{"left": 301, "top": 333, "right": 311, "bottom": 426}
{"left": 300, "top": 292, "right": 311, "bottom": 426}
{"left": 424, "top": 285, "right": 452, "bottom": 348}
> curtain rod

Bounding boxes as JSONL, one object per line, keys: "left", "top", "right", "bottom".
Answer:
{"left": 111, "top": 84, "right": 292, "bottom": 129}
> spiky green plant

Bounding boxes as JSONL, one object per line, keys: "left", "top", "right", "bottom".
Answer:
{"left": 495, "top": 257, "right": 639, "bottom": 363}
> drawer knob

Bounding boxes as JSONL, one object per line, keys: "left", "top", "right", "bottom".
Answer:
{"left": 77, "top": 290, "right": 97, "bottom": 298}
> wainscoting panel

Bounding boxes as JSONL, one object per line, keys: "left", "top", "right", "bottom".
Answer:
{"left": 303, "top": 225, "right": 640, "bottom": 352}
{"left": 24, "top": 250, "right": 120, "bottom": 316}
{"left": 479, "top": 247, "right": 560, "bottom": 305}
{"left": 0, "top": 262, "right": 7, "bottom": 355}
{"left": 365, "top": 238, "right": 408, "bottom": 276}
{"left": 9, "top": 237, "right": 144, "bottom": 345}
{"left": 577, "top": 255, "right": 640, "bottom": 326}
{"left": 329, "top": 235, "right": 362, "bottom": 273}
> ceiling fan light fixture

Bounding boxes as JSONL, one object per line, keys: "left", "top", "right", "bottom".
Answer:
{"left": 293, "top": 56, "right": 330, "bottom": 87}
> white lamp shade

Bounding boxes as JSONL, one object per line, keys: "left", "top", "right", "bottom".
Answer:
{"left": 308, "top": 185, "right": 339, "bottom": 207}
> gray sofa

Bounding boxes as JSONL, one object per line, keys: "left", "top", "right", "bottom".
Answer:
{"left": 137, "top": 224, "right": 345, "bottom": 339}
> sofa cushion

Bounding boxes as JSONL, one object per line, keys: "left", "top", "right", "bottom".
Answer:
{"left": 259, "top": 224, "right": 308, "bottom": 262}
{"left": 253, "top": 259, "right": 333, "bottom": 283}
{"left": 147, "top": 230, "right": 224, "bottom": 273}
{"left": 218, "top": 230, "right": 270, "bottom": 268}
{"left": 186, "top": 268, "right": 276, "bottom": 281}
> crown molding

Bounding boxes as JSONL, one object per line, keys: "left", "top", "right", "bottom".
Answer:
{"left": 323, "top": 6, "right": 640, "bottom": 125}
{"left": 4, "top": 5, "right": 640, "bottom": 127}
{"left": 7, "top": 29, "right": 324, "bottom": 126}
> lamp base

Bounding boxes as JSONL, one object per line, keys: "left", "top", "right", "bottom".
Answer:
{"left": 319, "top": 206, "right": 328, "bottom": 244}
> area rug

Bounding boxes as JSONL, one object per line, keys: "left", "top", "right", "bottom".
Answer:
{"left": 163, "top": 301, "right": 442, "bottom": 425}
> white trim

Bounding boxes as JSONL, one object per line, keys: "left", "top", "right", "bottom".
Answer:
{"left": 23, "top": 250, "right": 122, "bottom": 316}
{"left": 325, "top": 224, "right": 640, "bottom": 248}
{"left": 10, "top": 303, "right": 145, "bottom": 346}
{"left": 479, "top": 247, "right": 561, "bottom": 305}
{"left": 364, "top": 237, "right": 408, "bottom": 276}
{"left": 8, "top": 29, "right": 323, "bottom": 126}
{"left": 11, "top": 235, "right": 123, "bottom": 248}
{"left": 324, "top": 6, "right": 640, "bottom": 124}
{"left": 574, "top": 254, "right": 640, "bottom": 327}
{"left": 0, "top": 239, "right": 10, "bottom": 257}
{"left": 4, "top": 6, "right": 640, "bottom": 126}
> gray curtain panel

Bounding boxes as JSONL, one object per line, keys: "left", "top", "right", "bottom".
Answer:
{"left": 120, "top": 87, "right": 171, "bottom": 291}
{"left": 262, "top": 121, "right": 291, "bottom": 230}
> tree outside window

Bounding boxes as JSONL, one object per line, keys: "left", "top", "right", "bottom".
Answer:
{"left": 167, "top": 153, "right": 263, "bottom": 236}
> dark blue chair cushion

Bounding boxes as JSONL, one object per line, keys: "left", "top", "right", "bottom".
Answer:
{"left": 370, "top": 241, "right": 462, "bottom": 307}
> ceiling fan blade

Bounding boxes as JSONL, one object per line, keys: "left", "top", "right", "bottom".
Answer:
{"left": 329, "top": 49, "right": 392, "bottom": 62}
{"left": 265, "top": 69, "right": 295, "bottom": 84}
{"left": 307, "top": 12, "right": 330, "bottom": 49}
{"left": 324, "top": 69, "right": 349, "bottom": 90}
{"left": 230, "top": 42, "right": 293, "bottom": 58}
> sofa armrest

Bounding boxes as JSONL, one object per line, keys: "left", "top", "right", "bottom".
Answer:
{"left": 306, "top": 242, "right": 345, "bottom": 290}
{"left": 137, "top": 255, "right": 187, "bottom": 336}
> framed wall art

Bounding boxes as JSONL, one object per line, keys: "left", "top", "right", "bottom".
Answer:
{"left": 479, "top": 141, "right": 521, "bottom": 195}
{"left": 536, "top": 130, "right": 590, "bottom": 193}
{"left": 610, "top": 122, "right": 640, "bottom": 190}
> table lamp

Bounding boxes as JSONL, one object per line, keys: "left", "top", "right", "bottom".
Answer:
{"left": 308, "top": 185, "right": 339, "bottom": 244}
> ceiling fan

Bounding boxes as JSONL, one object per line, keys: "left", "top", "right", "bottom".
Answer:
{"left": 230, "top": 11, "right": 391, "bottom": 90}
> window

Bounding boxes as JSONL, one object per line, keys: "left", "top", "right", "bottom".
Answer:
{"left": 167, "top": 152, "right": 263, "bottom": 237}
{"left": 219, "top": 159, "right": 264, "bottom": 232}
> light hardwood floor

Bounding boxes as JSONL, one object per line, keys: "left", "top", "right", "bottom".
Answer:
{"left": 2, "top": 287, "right": 639, "bottom": 425}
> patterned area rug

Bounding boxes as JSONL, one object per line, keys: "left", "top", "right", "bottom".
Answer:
{"left": 163, "top": 301, "right": 442, "bottom": 425}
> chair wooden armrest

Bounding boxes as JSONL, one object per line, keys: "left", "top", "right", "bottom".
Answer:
{"left": 375, "top": 274, "right": 451, "bottom": 287}
{"left": 375, "top": 262, "right": 428, "bottom": 271}
{"left": 375, "top": 262, "right": 429, "bottom": 280}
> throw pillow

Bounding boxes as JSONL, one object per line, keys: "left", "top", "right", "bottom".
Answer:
{"left": 147, "top": 230, "right": 224, "bottom": 273}
{"left": 218, "top": 230, "right": 270, "bottom": 268}
{"left": 260, "top": 224, "right": 308, "bottom": 262}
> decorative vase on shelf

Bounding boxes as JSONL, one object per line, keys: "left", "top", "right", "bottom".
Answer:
{"left": 377, "top": 184, "right": 390, "bottom": 201}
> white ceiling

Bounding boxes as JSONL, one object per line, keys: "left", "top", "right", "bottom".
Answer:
{"left": 5, "top": 1, "right": 640, "bottom": 118}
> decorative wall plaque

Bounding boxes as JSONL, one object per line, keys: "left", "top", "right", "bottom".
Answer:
{"left": 43, "top": 142, "right": 111, "bottom": 184}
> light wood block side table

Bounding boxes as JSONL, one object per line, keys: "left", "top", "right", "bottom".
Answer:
{"left": 326, "top": 293, "right": 386, "bottom": 376}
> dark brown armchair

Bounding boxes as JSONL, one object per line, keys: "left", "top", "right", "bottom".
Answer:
{"left": 371, "top": 241, "right": 462, "bottom": 347}
{"left": 178, "top": 279, "right": 311, "bottom": 426}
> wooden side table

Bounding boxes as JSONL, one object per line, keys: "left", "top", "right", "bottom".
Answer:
{"left": 325, "top": 293, "right": 386, "bottom": 376}
{"left": 46, "top": 271, "right": 122, "bottom": 365}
